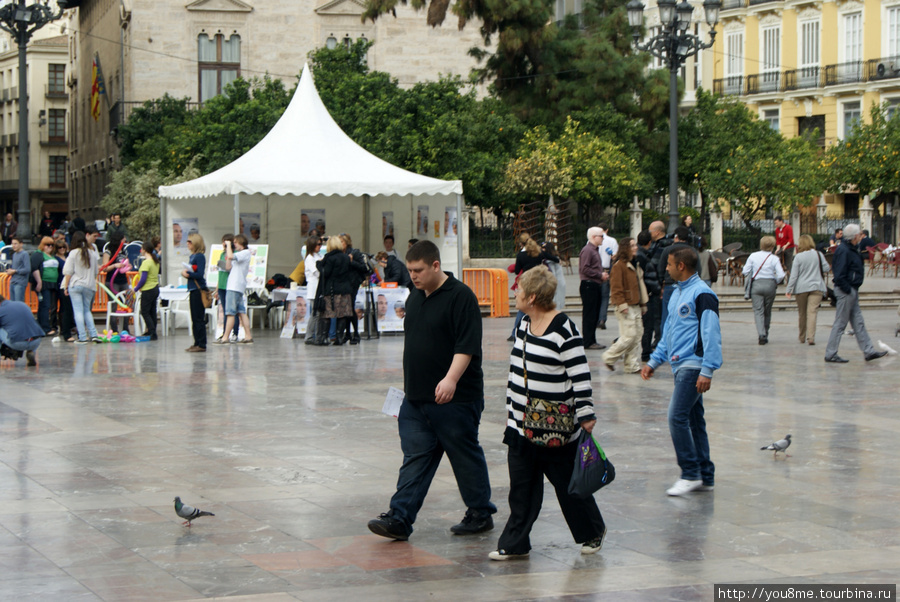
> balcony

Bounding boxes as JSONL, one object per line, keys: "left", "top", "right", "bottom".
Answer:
{"left": 825, "top": 61, "right": 863, "bottom": 86}
{"left": 783, "top": 67, "right": 822, "bottom": 91}
{"left": 45, "top": 84, "right": 68, "bottom": 99}
{"left": 866, "top": 57, "right": 900, "bottom": 82}
{"left": 4, "top": 133, "right": 17, "bottom": 148}
{"left": 746, "top": 72, "right": 781, "bottom": 94}
{"left": 748, "top": 0, "right": 780, "bottom": 5}
{"left": 40, "top": 134, "right": 67, "bottom": 148}
{"left": 712, "top": 76, "right": 744, "bottom": 96}
{"left": 722, "top": 0, "right": 745, "bottom": 8}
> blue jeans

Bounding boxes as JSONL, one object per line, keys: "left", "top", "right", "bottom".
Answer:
{"left": 10, "top": 282, "right": 26, "bottom": 302}
{"left": 667, "top": 368, "right": 714, "bottom": 484}
{"left": 389, "top": 398, "right": 496, "bottom": 532}
{"left": 0, "top": 327, "right": 41, "bottom": 352}
{"left": 511, "top": 310, "right": 525, "bottom": 337}
{"left": 598, "top": 278, "right": 610, "bottom": 325}
{"left": 69, "top": 285, "right": 98, "bottom": 341}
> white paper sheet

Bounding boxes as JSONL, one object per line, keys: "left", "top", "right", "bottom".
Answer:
{"left": 382, "top": 387, "right": 405, "bottom": 417}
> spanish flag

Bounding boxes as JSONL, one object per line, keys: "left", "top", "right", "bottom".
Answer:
{"left": 90, "top": 54, "right": 106, "bottom": 121}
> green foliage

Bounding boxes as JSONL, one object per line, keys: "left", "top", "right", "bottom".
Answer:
{"left": 678, "top": 90, "right": 825, "bottom": 229}
{"left": 825, "top": 102, "right": 900, "bottom": 197}
{"left": 100, "top": 160, "right": 202, "bottom": 242}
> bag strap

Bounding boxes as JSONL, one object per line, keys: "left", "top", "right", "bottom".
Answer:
{"left": 752, "top": 254, "right": 770, "bottom": 281}
{"left": 521, "top": 326, "right": 530, "bottom": 400}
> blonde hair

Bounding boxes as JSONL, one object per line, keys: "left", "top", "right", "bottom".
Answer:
{"left": 188, "top": 233, "right": 206, "bottom": 254}
{"left": 518, "top": 266, "right": 557, "bottom": 311}
{"left": 797, "top": 234, "right": 815, "bottom": 252}
{"left": 524, "top": 237, "right": 541, "bottom": 258}
{"left": 325, "top": 236, "right": 343, "bottom": 253}
{"left": 760, "top": 236, "right": 776, "bottom": 252}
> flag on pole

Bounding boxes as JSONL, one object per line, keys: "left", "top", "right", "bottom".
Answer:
{"left": 91, "top": 54, "right": 106, "bottom": 121}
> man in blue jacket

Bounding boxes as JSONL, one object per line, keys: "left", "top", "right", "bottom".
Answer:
{"left": 0, "top": 293, "right": 44, "bottom": 366}
{"left": 641, "top": 246, "right": 723, "bottom": 497}
{"left": 824, "top": 223, "right": 886, "bottom": 363}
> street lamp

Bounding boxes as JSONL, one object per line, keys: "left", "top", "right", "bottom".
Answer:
{"left": 0, "top": 0, "right": 79, "bottom": 240}
{"left": 627, "top": 0, "right": 720, "bottom": 234}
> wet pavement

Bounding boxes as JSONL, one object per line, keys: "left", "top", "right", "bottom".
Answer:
{"left": 1, "top": 296, "right": 899, "bottom": 600}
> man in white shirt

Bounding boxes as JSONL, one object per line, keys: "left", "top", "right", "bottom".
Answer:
{"left": 383, "top": 235, "right": 399, "bottom": 259}
{"left": 597, "top": 223, "right": 618, "bottom": 330}
{"left": 217, "top": 234, "right": 254, "bottom": 344}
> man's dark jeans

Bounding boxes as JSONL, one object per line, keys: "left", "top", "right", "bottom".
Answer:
{"left": 667, "top": 368, "right": 714, "bottom": 484}
{"left": 580, "top": 280, "right": 601, "bottom": 347}
{"left": 660, "top": 285, "right": 675, "bottom": 331}
{"left": 641, "top": 294, "right": 661, "bottom": 359}
{"left": 388, "top": 398, "right": 496, "bottom": 533}
{"left": 597, "top": 278, "right": 610, "bottom": 325}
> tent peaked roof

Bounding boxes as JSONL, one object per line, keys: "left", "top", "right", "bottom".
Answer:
{"left": 159, "top": 64, "right": 462, "bottom": 199}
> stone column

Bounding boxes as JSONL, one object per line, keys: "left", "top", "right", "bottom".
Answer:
{"left": 791, "top": 208, "right": 801, "bottom": 242}
{"left": 630, "top": 196, "right": 643, "bottom": 239}
{"left": 816, "top": 194, "right": 828, "bottom": 235}
{"left": 859, "top": 194, "right": 873, "bottom": 234}
{"left": 710, "top": 209, "right": 723, "bottom": 250}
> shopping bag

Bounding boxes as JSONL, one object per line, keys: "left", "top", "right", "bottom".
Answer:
{"left": 567, "top": 430, "right": 615, "bottom": 498}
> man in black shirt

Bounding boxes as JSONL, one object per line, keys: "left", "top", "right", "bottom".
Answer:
{"left": 368, "top": 241, "right": 496, "bottom": 541}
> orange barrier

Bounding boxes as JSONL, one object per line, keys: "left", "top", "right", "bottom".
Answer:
{"left": 0, "top": 273, "right": 8, "bottom": 299}
{"left": 462, "top": 268, "right": 509, "bottom": 318}
{"left": 0, "top": 273, "right": 38, "bottom": 312}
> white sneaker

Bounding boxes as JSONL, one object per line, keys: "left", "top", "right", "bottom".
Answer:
{"left": 581, "top": 528, "right": 606, "bottom": 555}
{"left": 666, "top": 479, "right": 703, "bottom": 496}
{"left": 488, "top": 550, "right": 529, "bottom": 561}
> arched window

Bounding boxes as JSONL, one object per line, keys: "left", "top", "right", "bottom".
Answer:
{"left": 326, "top": 36, "right": 337, "bottom": 49}
{"left": 198, "top": 33, "right": 241, "bottom": 102}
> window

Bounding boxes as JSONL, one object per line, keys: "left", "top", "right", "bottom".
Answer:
{"left": 842, "top": 101, "right": 861, "bottom": 138}
{"left": 49, "top": 156, "right": 66, "bottom": 188}
{"left": 763, "top": 109, "right": 779, "bottom": 131}
{"left": 48, "top": 64, "right": 65, "bottom": 95}
{"left": 555, "top": 0, "right": 565, "bottom": 22}
{"left": 889, "top": 7, "right": 900, "bottom": 59}
{"left": 886, "top": 97, "right": 900, "bottom": 118}
{"left": 799, "top": 20, "right": 820, "bottom": 87}
{"left": 198, "top": 33, "right": 240, "bottom": 103}
{"left": 761, "top": 26, "right": 781, "bottom": 92}
{"left": 326, "top": 36, "right": 337, "bottom": 49}
{"left": 725, "top": 32, "right": 744, "bottom": 94}
{"left": 843, "top": 12, "right": 862, "bottom": 63}
{"left": 48, "top": 109, "right": 65, "bottom": 142}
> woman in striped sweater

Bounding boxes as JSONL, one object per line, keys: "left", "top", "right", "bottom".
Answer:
{"left": 490, "top": 266, "right": 607, "bottom": 561}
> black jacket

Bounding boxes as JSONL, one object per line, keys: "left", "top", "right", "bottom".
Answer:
{"left": 384, "top": 255, "right": 412, "bottom": 288}
{"left": 637, "top": 246, "right": 661, "bottom": 296}
{"left": 318, "top": 250, "right": 357, "bottom": 296}
{"left": 514, "top": 250, "right": 558, "bottom": 275}
{"left": 344, "top": 247, "right": 368, "bottom": 289}
{"left": 831, "top": 239, "right": 865, "bottom": 293}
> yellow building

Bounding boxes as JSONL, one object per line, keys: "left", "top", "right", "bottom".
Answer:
{"left": 711, "top": 0, "right": 900, "bottom": 238}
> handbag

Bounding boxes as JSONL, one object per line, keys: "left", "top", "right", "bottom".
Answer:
{"left": 816, "top": 251, "right": 836, "bottom": 307}
{"left": 743, "top": 254, "right": 770, "bottom": 300}
{"left": 312, "top": 276, "right": 326, "bottom": 315}
{"left": 521, "top": 331, "right": 576, "bottom": 447}
{"left": 199, "top": 288, "right": 212, "bottom": 309}
{"left": 567, "top": 430, "right": 615, "bottom": 498}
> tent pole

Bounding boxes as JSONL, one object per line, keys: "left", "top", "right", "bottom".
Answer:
{"left": 363, "top": 194, "right": 370, "bottom": 252}
{"left": 234, "top": 194, "right": 240, "bottom": 235}
{"left": 457, "top": 193, "right": 464, "bottom": 275}
{"left": 410, "top": 195, "right": 414, "bottom": 241}
{"left": 160, "top": 196, "right": 168, "bottom": 286}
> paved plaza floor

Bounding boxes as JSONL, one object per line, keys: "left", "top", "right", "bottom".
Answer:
{"left": 1, "top": 295, "right": 899, "bottom": 600}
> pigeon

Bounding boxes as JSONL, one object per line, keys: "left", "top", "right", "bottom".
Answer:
{"left": 760, "top": 434, "right": 792, "bottom": 458}
{"left": 877, "top": 340, "right": 898, "bottom": 356}
{"left": 173, "top": 496, "right": 215, "bottom": 526}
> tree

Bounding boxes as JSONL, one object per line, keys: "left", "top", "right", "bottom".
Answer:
{"left": 100, "top": 160, "right": 202, "bottom": 242}
{"left": 678, "top": 90, "right": 825, "bottom": 234}
{"left": 825, "top": 103, "right": 900, "bottom": 199}
{"left": 363, "top": 0, "right": 670, "bottom": 130}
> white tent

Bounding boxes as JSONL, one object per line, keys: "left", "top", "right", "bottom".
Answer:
{"left": 158, "top": 63, "right": 464, "bottom": 284}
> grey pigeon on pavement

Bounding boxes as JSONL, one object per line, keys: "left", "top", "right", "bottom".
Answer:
{"left": 760, "top": 434, "right": 792, "bottom": 458}
{"left": 174, "top": 496, "right": 215, "bottom": 526}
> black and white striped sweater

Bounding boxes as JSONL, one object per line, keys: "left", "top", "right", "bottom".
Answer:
{"left": 506, "top": 313, "right": 597, "bottom": 445}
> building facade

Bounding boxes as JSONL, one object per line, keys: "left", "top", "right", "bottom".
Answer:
{"left": 0, "top": 29, "right": 70, "bottom": 233}
{"left": 711, "top": 0, "right": 900, "bottom": 236}
{"left": 68, "top": 0, "right": 487, "bottom": 220}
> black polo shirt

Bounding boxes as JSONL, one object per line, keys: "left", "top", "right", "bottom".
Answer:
{"left": 403, "top": 272, "right": 483, "bottom": 404}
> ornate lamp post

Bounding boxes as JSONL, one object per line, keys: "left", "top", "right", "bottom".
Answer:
{"left": 0, "top": 0, "right": 79, "bottom": 240}
{"left": 627, "top": 0, "right": 721, "bottom": 234}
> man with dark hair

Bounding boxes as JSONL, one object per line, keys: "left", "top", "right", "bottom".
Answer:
{"left": 5, "top": 237, "right": 37, "bottom": 303}
{"left": 376, "top": 251, "right": 412, "bottom": 289}
{"left": 657, "top": 226, "right": 693, "bottom": 327}
{"left": 1, "top": 212, "right": 16, "bottom": 245}
{"left": 857, "top": 229, "right": 875, "bottom": 261}
{"left": 774, "top": 216, "right": 795, "bottom": 271}
{"left": 408, "top": 238, "right": 419, "bottom": 249}
{"left": 107, "top": 212, "right": 128, "bottom": 240}
{"left": 637, "top": 230, "right": 661, "bottom": 361}
{"left": 0, "top": 293, "right": 44, "bottom": 366}
{"left": 642, "top": 244, "right": 722, "bottom": 496}
{"left": 383, "top": 234, "right": 399, "bottom": 259}
{"left": 824, "top": 223, "right": 886, "bottom": 363}
{"left": 368, "top": 240, "right": 496, "bottom": 541}
{"left": 829, "top": 228, "right": 843, "bottom": 251}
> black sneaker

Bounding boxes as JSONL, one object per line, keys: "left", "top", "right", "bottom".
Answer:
{"left": 367, "top": 513, "right": 410, "bottom": 541}
{"left": 450, "top": 510, "right": 494, "bottom": 535}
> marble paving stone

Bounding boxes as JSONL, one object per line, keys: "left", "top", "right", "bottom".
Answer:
{"left": 0, "top": 303, "right": 898, "bottom": 599}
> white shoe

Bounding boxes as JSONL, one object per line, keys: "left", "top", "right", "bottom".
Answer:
{"left": 581, "top": 528, "right": 606, "bottom": 555}
{"left": 666, "top": 479, "right": 703, "bottom": 496}
{"left": 488, "top": 550, "right": 529, "bottom": 561}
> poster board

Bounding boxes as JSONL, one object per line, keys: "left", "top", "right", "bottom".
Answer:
{"left": 367, "top": 286, "right": 409, "bottom": 333}
{"left": 207, "top": 244, "right": 270, "bottom": 290}
{"left": 280, "top": 288, "right": 310, "bottom": 337}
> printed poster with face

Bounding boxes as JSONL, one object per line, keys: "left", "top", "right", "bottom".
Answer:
{"left": 302, "top": 209, "right": 327, "bottom": 238}
{"left": 417, "top": 205, "right": 429, "bottom": 236}
{"left": 382, "top": 211, "right": 394, "bottom": 240}
{"left": 444, "top": 206, "right": 458, "bottom": 242}
{"left": 280, "top": 288, "right": 309, "bottom": 337}
{"left": 240, "top": 213, "right": 262, "bottom": 242}
{"left": 373, "top": 287, "right": 409, "bottom": 333}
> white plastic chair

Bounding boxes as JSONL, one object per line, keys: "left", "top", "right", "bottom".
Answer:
{"left": 106, "top": 291, "right": 138, "bottom": 333}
